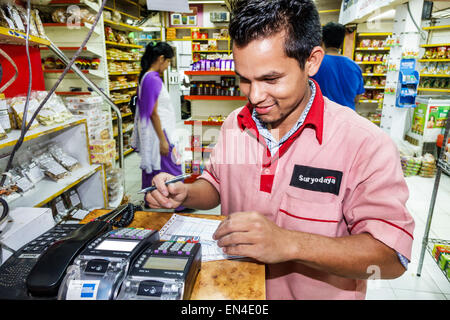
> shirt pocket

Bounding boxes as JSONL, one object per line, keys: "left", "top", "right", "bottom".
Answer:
{"left": 276, "top": 192, "right": 342, "bottom": 237}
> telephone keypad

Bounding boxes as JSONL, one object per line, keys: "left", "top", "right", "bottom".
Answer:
{"left": 20, "top": 224, "right": 80, "bottom": 254}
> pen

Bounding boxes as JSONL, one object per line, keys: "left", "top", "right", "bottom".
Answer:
{"left": 137, "top": 173, "right": 192, "bottom": 194}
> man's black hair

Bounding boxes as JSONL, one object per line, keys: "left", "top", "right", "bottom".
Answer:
{"left": 227, "top": 0, "right": 322, "bottom": 68}
{"left": 322, "top": 22, "right": 346, "bottom": 49}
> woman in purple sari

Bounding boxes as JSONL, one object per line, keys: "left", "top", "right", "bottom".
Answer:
{"left": 131, "top": 42, "right": 183, "bottom": 209}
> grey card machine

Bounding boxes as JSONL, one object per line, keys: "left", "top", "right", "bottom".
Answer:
{"left": 57, "top": 227, "right": 159, "bottom": 300}
{"left": 116, "top": 239, "right": 201, "bottom": 300}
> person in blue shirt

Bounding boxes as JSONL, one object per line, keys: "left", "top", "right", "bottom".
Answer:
{"left": 312, "top": 22, "right": 364, "bottom": 110}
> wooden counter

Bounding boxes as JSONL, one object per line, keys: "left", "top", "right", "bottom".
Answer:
{"left": 81, "top": 209, "right": 266, "bottom": 300}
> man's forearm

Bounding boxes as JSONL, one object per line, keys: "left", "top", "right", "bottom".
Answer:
{"left": 285, "top": 230, "right": 405, "bottom": 279}
{"left": 183, "top": 179, "right": 220, "bottom": 210}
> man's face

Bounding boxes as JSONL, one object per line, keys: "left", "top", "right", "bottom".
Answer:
{"left": 233, "top": 31, "right": 314, "bottom": 129}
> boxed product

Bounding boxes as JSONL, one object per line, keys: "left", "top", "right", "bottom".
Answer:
{"left": 439, "top": 253, "right": 450, "bottom": 271}
{"left": 432, "top": 243, "right": 450, "bottom": 261}
{"left": 90, "top": 149, "right": 115, "bottom": 164}
{"left": 89, "top": 139, "right": 115, "bottom": 153}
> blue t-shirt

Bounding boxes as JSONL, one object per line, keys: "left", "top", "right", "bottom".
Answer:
{"left": 312, "top": 54, "right": 364, "bottom": 110}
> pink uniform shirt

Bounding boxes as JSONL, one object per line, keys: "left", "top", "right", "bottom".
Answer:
{"left": 198, "top": 83, "right": 415, "bottom": 300}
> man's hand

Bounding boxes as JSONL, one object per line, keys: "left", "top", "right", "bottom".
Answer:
{"left": 145, "top": 172, "right": 188, "bottom": 209}
{"left": 213, "top": 211, "right": 294, "bottom": 264}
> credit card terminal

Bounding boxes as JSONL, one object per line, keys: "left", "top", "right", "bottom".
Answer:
{"left": 57, "top": 227, "right": 159, "bottom": 300}
{"left": 116, "top": 239, "right": 201, "bottom": 300}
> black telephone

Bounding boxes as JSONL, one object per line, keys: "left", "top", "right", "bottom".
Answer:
{"left": 0, "top": 203, "right": 139, "bottom": 299}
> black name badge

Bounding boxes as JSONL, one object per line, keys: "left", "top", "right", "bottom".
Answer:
{"left": 289, "top": 165, "right": 343, "bottom": 195}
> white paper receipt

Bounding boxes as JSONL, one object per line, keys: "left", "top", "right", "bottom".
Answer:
{"left": 66, "top": 280, "right": 101, "bottom": 300}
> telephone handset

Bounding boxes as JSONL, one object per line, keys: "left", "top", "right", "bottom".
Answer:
{"left": 25, "top": 204, "right": 139, "bottom": 298}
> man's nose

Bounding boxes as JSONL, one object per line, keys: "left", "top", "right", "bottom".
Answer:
{"left": 248, "top": 82, "right": 267, "bottom": 106}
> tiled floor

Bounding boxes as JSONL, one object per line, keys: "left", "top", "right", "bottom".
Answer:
{"left": 123, "top": 131, "right": 450, "bottom": 300}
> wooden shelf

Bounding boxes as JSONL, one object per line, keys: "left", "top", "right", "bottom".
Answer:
{"left": 0, "top": 26, "right": 50, "bottom": 46}
{"left": 184, "top": 95, "right": 246, "bottom": 101}
{"left": 357, "top": 32, "right": 392, "bottom": 36}
{"left": 185, "top": 71, "right": 236, "bottom": 76}
{"left": 112, "top": 112, "right": 133, "bottom": 120}
{"left": 115, "top": 148, "right": 133, "bottom": 160}
{"left": 109, "top": 83, "right": 138, "bottom": 91}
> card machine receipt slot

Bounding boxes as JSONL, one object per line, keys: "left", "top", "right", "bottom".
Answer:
{"left": 58, "top": 227, "right": 159, "bottom": 300}
{"left": 116, "top": 240, "right": 201, "bottom": 300}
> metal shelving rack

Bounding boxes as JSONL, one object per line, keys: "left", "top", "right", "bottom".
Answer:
{"left": 417, "top": 115, "right": 450, "bottom": 282}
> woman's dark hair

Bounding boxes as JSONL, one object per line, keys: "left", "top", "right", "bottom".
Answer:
{"left": 227, "top": 0, "right": 322, "bottom": 69}
{"left": 322, "top": 22, "right": 346, "bottom": 49}
{"left": 139, "top": 41, "right": 174, "bottom": 83}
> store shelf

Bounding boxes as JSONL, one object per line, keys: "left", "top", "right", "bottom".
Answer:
{"left": 107, "top": 57, "right": 140, "bottom": 62}
{"left": 362, "top": 73, "right": 387, "bottom": 76}
{"left": 105, "top": 41, "right": 143, "bottom": 49}
{"left": 418, "top": 88, "right": 450, "bottom": 93}
{"left": 358, "top": 32, "right": 392, "bottom": 36}
{"left": 115, "top": 148, "right": 133, "bottom": 160}
{"left": 43, "top": 69, "right": 104, "bottom": 78}
{"left": 425, "top": 238, "right": 450, "bottom": 283}
{"left": 184, "top": 120, "right": 223, "bottom": 126}
{"left": 109, "top": 84, "right": 138, "bottom": 91}
{"left": 112, "top": 98, "right": 131, "bottom": 104}
{"left": 48, "top": 0, "right": 99, "bottom": 11}
{"left": 0, "top": 117, "right": 86, "bottom": 149}
{"left": 184, "top": 95, "right": 246, "bottom": 101}
{"left": 355, "top": 47, "right": 391, "bottom": 51}
{"left": 10, "top": 164, "right": 102, "bottom": 208}
{"left": 364, "top": 86, "right": 385, "bottom": 89}
{"left": 109, "top": 71, "right": 140, "bottom": 76}
{"left": 0, "top": 26, "right": 50, "bottom": 46}
{"left": 420, "top": 74, "right": 450, "bottom": 78}
{"left": 418, "top": 59, "right": 450, "bottom": 62}
{"left": 112, "top": 112, "right": 133, "bottom": 120}
{"left": 356, "top": 61, "right": 385, "bottom": 65}
{"left": 420, "top": 43, "right": 450, "bottom": 48}
{"left": 192, "top": 50, "right": 230, "bottom": 53}
{"left": 438, "top": 159, "right": 450, "bottom": 175}
{"left": 103, "top": 18, "right": 142, "bottom": 32}
{"left": 185, "top": 71, "right": 236, "bottom": 76}
{"left": 359, "top": 99, "right": 383, "bottom": 103}
{"left": 422, "top": 25, "right": 450, "bottom": 31}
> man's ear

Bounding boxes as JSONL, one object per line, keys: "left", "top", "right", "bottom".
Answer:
{"left": 305, "top": 46, "right": 325, "bottom": 77}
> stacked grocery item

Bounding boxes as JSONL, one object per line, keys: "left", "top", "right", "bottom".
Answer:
{"left": 3, "top": 91, "right": 73, "bottom": 134}
{"left": 400, "top": 155, "right": 422, "bottom": 177}
{"left": 43, "top": 56, "right": 100, "bottom": 70}
{"left": 106, "top": 48, "right": 141, "bottom": 61}
{"left": 105, "top": 167, "right": 123, "bottom": 205}
{"left": 105, "top": 26, "right": 138, "bottom": 45}
{"left": 422, "top": 46, "right": 450, "bottom": 60}
{"left": 0, "top": 3, "right": 47, "bottom": 39}
{"left": 189, "top": 77, "right": 241, "bottom": 97}
{"left": 64, "top": 95, "right": 115, "bottom": 164}
{"left": 355, "top": 52, "right": 389, "bottom": 63}
{"left": 108, "top": 60, "right": 140, "bottom": 73}
{"left": 1, "top": 142, "right": 80, "bottom": 203}
{"left": 419, "top": 153, "right": 437, "bottom": 178}
{"left": 431, "top": 243, "right": 450, "bottom": 281}
{"left": 400, "top": 153, "right": 437, "bottom": 178}
{"left": 191, "top": 58, "right": 234, "bottom": 71}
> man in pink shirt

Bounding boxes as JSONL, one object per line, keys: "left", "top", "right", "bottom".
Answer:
{"left": 145, "top": 0, "right": 414, "bottom": 300}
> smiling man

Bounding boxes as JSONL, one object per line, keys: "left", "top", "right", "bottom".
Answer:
{"left": 145, "top": 0, "right": 415, "bottom": 300}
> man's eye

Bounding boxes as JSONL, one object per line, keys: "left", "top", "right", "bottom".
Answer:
{"left": 265, "top": 78, "right": 278, "bottom": 83}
